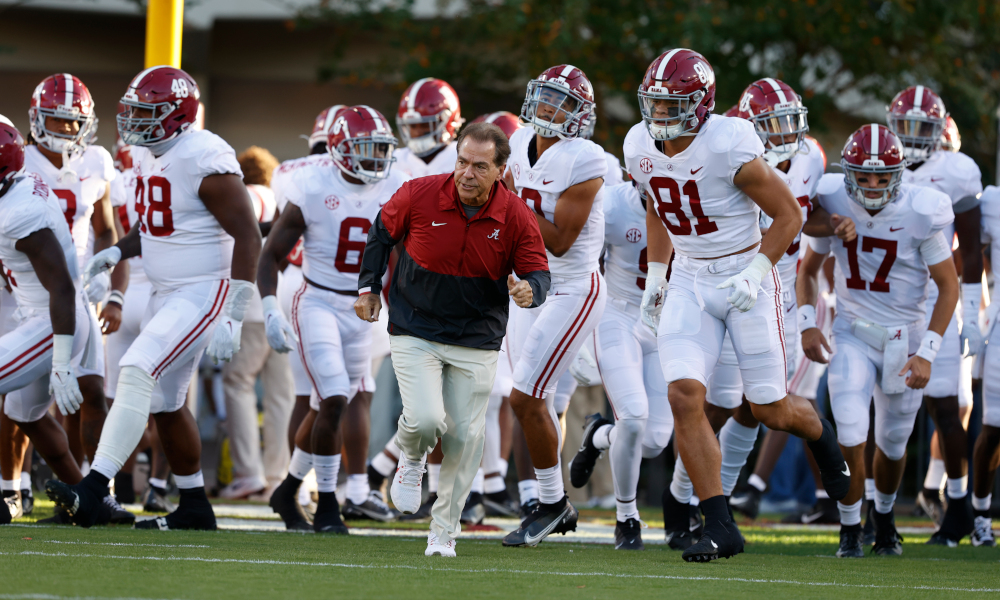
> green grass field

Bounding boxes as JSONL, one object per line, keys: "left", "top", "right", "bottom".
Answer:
{"left": 2, "top": 500, "right": 998, "bottom": 600}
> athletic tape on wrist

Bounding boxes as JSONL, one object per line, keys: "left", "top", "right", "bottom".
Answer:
{"left": 646, "top": 262, "right": 668, "bottom": 282}
{"left": 916, "top": 330, "right": 944, "bottom": 363}
{"left": 52, "top": 334, "right": 73, "bottom": 368}
{"left": 107, "top": 290, "right": 125, "bottom": 307}
{"left": 744, "top": 253, "right": 773, "bottom": 284}
{"left": 261, "top": 294, "right": 278, "bottom": 314}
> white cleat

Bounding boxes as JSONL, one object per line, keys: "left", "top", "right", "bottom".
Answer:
{"left": 425, "top": 531, "right": 457, "bottom": 557}
{"left": 390, "top": 456, "right": 425, "bottom": 515}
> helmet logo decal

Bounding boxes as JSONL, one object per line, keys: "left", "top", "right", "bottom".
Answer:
{"left": 170, "top": 79, "right": 190, "bottom": 99}
{"left": 693, "top": 62, "right": 712, "bottom": 85}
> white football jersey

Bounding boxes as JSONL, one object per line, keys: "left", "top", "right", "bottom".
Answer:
{"left": 109, "top": 165, "right": 147, "bottom": 285}
{"left": 604, "top": 152, "right": 625, "bottom": 187}
{"left": 23, "top": 144, "right": 115, "bottom": 269}
{"left": 393, "top": 143, "right": 457, "bottom": 178}
{"left": 981, "top": 186, "right": 1000, "bottom": 283}
{"left": 624, "top": 115, "right": 765, "bottom": 259}
{"left": 507, "top": 127, "right": 607, "bottom": 278}
{"left": 286, "top": 165, "right": 408, "bottom": 291}
{"left": 760, "top": 137, "right": 826, "bottom": 287}
{"left": 0, "top": 174, "right": 79, "bottom": 310}
{"left": 130, "top": 130, "right": 243, "bottom": 291}
{"left": 812, "top": 175, "right": 953, "bottom": 326}
{"left": 602, "top": 183, "right": 648, "bottom": 306}
{"left": 272, "top": 154, "right": 335, "bottom": 212}
{"left": 245, "top": 184, "right": 277, "bottom": 223}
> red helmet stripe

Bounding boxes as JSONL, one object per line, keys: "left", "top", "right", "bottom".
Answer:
{"left": 655, "top": 48, "right": 682, "bottom": 81}
{"left": 763, "top": 77, "right": 788, "bottom": 105}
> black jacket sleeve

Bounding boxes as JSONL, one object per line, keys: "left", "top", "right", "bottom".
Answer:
{"left": 520, "top": 270, "right": 550, "bottom": 308}
{"left": 358, "top": 212, "right": 398, "bottom": 295}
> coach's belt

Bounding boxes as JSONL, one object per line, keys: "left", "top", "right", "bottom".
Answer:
{"left": 305, "top": 276, "right": 358, "bottom": 297}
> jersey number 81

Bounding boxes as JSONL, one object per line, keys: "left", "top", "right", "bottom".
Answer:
{"left": 648, "top": 177, "right": 718, "bottom": 236}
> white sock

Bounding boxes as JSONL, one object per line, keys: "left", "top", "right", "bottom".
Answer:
{"left": 471, "top": 469, "right": 485, "bottom": 494}
{"left": 815, "top": 488, "right": 829, "bottom": 500}
{"left": 838, "top": 499, "right": 863, "bottom": 526}
{"left": 593, "top": 424, "right": 613, "bottom": 451}
{"left": 1, "top": 479, "right": 17, "bottom": 492}
{"left": 498, "top": 458, "right": 509, "bottom": 480}
{"left": 535, "top": 465, "right": 563, "bottom": 504}
{"left": 288, "top": 448, "right": 313, "bottom": 481}
{"left": 485, "top": 474, "right": 506, "bottom": 494}
{"left": 874, "top": 489, "right": 896, "bottom": 514}
{"left": 719, "top": 420, "right": 759, "bottom": 497}
{"left": 670, "top": 458, "right": 693, "bottom": 504}
{"left": 346, "top": 474, "right": 369, "bottom": 504}
{"left": 518, "top": 479, "right": 539, "bottom": 505}
{"left": 94, "top": 366, "right": 155, "bottom": 475}
{"left": 924, "top": 458, "right": 947, "bottom": 490}
{"left": 427, "top": 463, "right": 441, "bottom": 494}
{"left": 690, "top": 495, "right": 699, "bottom": 506}
{"left": 946, "top": 476, "right": 968, "bottom": 500}
{"left": 370, "top": 451, "right": 396, "bottom": 478}
{"left": 864, "top": 478, "right": 876, "bottom": 501}
{"left": 748, "top": 473, "right": 767, "bottom": 492}
{"left": 174, "top": 471, "right": 205, "bottom": 490}
{"left": 972, "top": 494, "right": 992, "bottom": 511}
{"left": 81, "top": 459, "right": 91, "bottom": 477}
{"left": 20, "top": 472, "right": 30, "bottom": 490}
{"left": 617, "top": 499, "right": 639, "bottom": 522}
{"left": 314, "top": 454, "right": 341, "bottom": 494}
{"left": 149, "top": 477, "right": 168, "bottom": 490}
{"left": 91, "top": 456, "right": 117, "bottom": 480}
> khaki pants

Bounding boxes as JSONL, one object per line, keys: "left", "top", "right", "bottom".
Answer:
{"left": 390, "top": 335, "right": 497, "bottom": 544}
{"left": 223, "top": 323, "right": 294, "bottom": 490}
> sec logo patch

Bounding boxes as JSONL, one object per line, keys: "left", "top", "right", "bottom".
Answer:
{"left": 626, "top": 228, "right": 642, "bottom": 243}
{"left": 325, "top": 195, "right": 340, "bottom": 210}
{"left": 639, "top": 158, "right": 653, "bottom": 174}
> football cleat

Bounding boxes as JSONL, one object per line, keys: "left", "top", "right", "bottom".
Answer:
{"left": 862, "top": 502, "right": 876, "bottom": 546}
{"left": 1, "top": 494, "right": 16, "bottom": 524}
{"left": 341, "top": 490, "right": 397, "bottom": 522}
{"left": 730, "top": 485, "right": 762, "bottom": 520}
{"left": 143, "top": 486, "right": 176, "bottom": 514}
{"left": 783, "top": 498, "right": 840, "bottom": 525}
{"left": 614, "top": 518, "right": 645, "bottom": 550}
{"left": 806, "top": 419, "right": 851, "bottom": 501}
{"left": 45, "top": 480, "right": 105, "bottom": 528}
{"left": 460, "top": 492, "right": 486, "bottom": 526}
{"left": 425, "top": 531, "right": 457, "bottom": 557}
{"left": 134, "top": 501, "right": 217, "bottom": 531}
{"left": 269, "top": 477, "right": 312, "bottom": 531}
{"left": 569, "top": 413, "right": 611, "bottom": 488}
{"left": 483, "top": 490, "right": 519, "bottom": 517}
{"left": 21, "top": 489, "right": 33, "bottom": 516}
{"left": 926, "top": 496, "right": 973, "bottom": 547}
{"left": 836, "top": 523, "right": 865, "bottom": 558}
{"left": 518, "top": 498, "right": 539, "bottom": 522}
{"left": 662, "top": 487, "right": 697, "bottom": 550}
{"left": 2, "top": 492, "right": 22, "bottom": 519}
{"left": 871, "top": 509, "right": 903, "bottom": 556}
{"left": 36, "top": 508, "right": 73, "bottom": 525}
{"left": 313, "top": 494, "right": 349, "bottom": 534}
{"left": 681, "top": 518, "right": 744, "bottom": 562}
{"left": 971, "top": 516, "right": 996, "bottom": 547}
{"left": 390, "top": 459, "right": 425, "bottom": 515}
{"left": 104, "top": 495, "right": 136, "bottom": 525}
{"left": 399, "top": 493, "right": 437, "bottom": 522}
{"left": 916, "top": 487, "right": 945, "bottom": 527}
{"left": 502, "top": 496, "right": 578, "bottom": 547}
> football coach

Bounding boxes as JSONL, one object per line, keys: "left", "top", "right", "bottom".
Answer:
{"left": 354, "top": 122, "right": 549, "bottom": 556}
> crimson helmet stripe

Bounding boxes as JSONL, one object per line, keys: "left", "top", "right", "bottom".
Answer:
{"left": 62, "top": 73, "right": 74, "bottom": 109}
{"left": 654, "top": 48, "right": 683, "bottom": 81}
{"left": 870, "top": 124, "right": 879, "bottom": 155}
{"left": 406, "top": 78, "right": 430, "bottom": 110}
{"left": 763, "top": 77, "right": 788, "bottom": 105}
{"left": 560, "top": 64, "right": 576, "bottom": 77}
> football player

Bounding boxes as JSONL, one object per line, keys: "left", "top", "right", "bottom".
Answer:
{"left": 799, "top": 124, "right": 958, "bottom": 557}
{"left": 500, "top": 64, "right": 608, "bottom": 547}
{"left": 568, "top": 180, "right": 674, "bottom": 550}
{"left": 625, "top": 49, "right": 850, "bottom": 562}
{"left": 259, "top": 106, "right": 407, "bottom": 533}
{"left": 887, "top": 86, "right": 983, "bottom": 546}
{"left": 394, "top": 78, "right": 464, "bottom": 177}
{"left": 46, "top": 66, "right": 263, "bottom": 531}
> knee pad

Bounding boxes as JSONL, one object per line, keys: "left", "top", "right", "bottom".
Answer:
{"left": 614, "top": 417, "right": 645, "bottom": 446}
{"left": 830, "top": 392, "right": 870, "bottom": 448}
{"left": 876, "top": 409, "right": 917, "bottom": 461}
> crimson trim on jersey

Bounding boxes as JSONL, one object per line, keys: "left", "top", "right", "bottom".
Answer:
{"left": 533, "top": 272, "right": 600, "bottom": 397}
{"left": 592, "top": 334, "right": 618, "bottom": 420}
{"left": 0, "top": 334, "right": 54, "bottom": 380}
{"left": 770, "top": 270, "right": 787, "bottom": 392}
{"left": 151, "top": 280, "right": 228, "bottom": 379}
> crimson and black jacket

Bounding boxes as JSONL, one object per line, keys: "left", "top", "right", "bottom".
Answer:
{"left": 359, "top": 173, "right": 550, "bottom": 350}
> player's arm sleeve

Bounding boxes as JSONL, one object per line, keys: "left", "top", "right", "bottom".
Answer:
{"left": 919, "top": 230, "right": 953, "bottom": 265}
{"left": 512, "top": 203, "right": 550, "bottom": 307}
{"left": 725, "top": 119, "right": 765, "bottom": 185}
{"left": 809, "top": 234, "right": 833, "bottom": 255}
{"left": 358, "top": 183, "right": 410, "bottom": 295}
{"left": 194, "top": 135, "right": 243, "bottom": 181}
{"left": 5, "top": 204, "right": 52, "bottom": 243}
{"left": 568, "top": 145, "right": 609, "bottom": 187}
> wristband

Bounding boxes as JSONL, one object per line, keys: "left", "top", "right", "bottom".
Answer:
{"left": 261, "top": 294, "right": 279, "bottom": 314}
{"left": 52, "top": 334, "right": 74, "bottom": 369}
{"left": 961, "top": 283, "right": 981, "bottom": 321}
{"left": 646, "top": 262, "right": 668, "bottom": 281}
{"left": 916, "top": 330, "right": 944, "bottom": 363}
{"left": 107, "top": 290, "right": 124, "bottom": 307}
{"left": 799, "top": 304, "right": 818, "bottom": 331}
{"left": 224, "top": 279, "right": 256, "bottom": 322}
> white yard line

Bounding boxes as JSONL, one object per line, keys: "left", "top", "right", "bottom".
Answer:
{"left": 38, "top": 540, "right": 210, "bottom": 549}
{"left": 3, "top": 551, "right": 997, "bottom": 593}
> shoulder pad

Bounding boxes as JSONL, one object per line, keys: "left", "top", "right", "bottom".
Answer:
{"left": 913, "top": 186, "right": 950, "bottom": 217}
{"left": 978, "top": 186, "right": 1000, "bottom": 217}
{"left": 816, "top": 173, "right": 844, "bottom": 197}
{"left": 705, "top": 116, "right": 756, "bottom": 155}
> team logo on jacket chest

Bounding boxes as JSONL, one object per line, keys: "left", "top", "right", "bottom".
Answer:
{"left": 325, "top": 195, "right": 341, "bottom": 210}
{"left": 639, "top": 158, "right": 653, "bottom": 174}
{"left": 626, "top": 228, "right": 642, "bottom": 243}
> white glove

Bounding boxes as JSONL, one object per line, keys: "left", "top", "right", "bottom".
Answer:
{"left": 206, "top": 280, "right": 256, "bottom": 364}
{"left": 83, "top": 246, "right": 121, "bottom": 288}
{"left": 85, "top": 271, "right": 111, "bottom": 304}
{"left": 639, "top": 262, "right": 668, "bottom": 335}
{"left": 717, "top": 253, "right": 773, "bottom": 312}
{"left": 569, "top": 336, "right": 601, "bottom": 386}
{"left": 49, "top": 334, "right": 82, "bottom": 416}
{"left": 262, "top": 295, "right": 297, "bottom": 353}
{"left": 960, "top": 283, "right": 984, "bottom": 357}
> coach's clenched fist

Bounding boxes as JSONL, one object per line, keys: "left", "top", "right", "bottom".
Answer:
{"left": 508, "top": 275, "right": 533, "bottom": 308}
{"left": 354, "top": 292, "right": 382, "bottom": 323}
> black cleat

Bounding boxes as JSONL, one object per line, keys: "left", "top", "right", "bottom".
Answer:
{"left": 135, "top": 488, "right": 216, "bottom": 531}
{"left": 104, "top": 495, "right": 136, "bottom": 525}
{"left": 730, "top": 485, "right": 763, "bottom": 520}
{"left": 927, "top": 495, "right": 973, "bottom": 547}
{"left": 37, "top": 508, "right": 73, "bottom": 525}
{"left": 313, "top": 493, "right": 349, "bottom": 534}
{"left": 836, "top": 523, "right": 865, "bottom": 558}
{"left": 681, "top": 518, "right": 744, "bottom": 562}
{"left": 614, "top": 518, "right": 644, "bottom": 550}
{"left": 460, "top": 492, "right": 486, "bottom": 526}
{"left": 268, "top": 476, "right": 312, "bottom": 531}
{"left": 662, "top": 487, "right": 696, "bottom": 550}
{"left": 143, "top": 486, "right": 176, "bottom": 514}
{"left": 916, "top": 487, "right": 945, "bottom": 527}
{"left": 807, "top": 419, "right": 851, "bottom": 501}
{"left": 341, "top": 490, "right": 397, "bottom": 523}
{"left": 569, "top": 414, "right": 611, "bottom": 488}
{"left": 862, "top": 502, "right": 876, "bottom": 546}
{"left": 783, "top": 498, "right": 840, "bottom": 525}
{"left": 518, "top": 498, "right": 539, "bottom": 523}
{"left": 398, "top": 492, "right": 436, "bottom": 522}
{"left": 502, "top": 496, "right": 578, "bottom": 547}
{"left": 20, "top": 489, "right": 33, "bottom": 516}
{"left": 483, "top": 490, "right": 519, "bottom": 517}
{"left": 871, "top": 509, "right": 903, "bottom": 556}
{"left": 45, "top": 479, "right": 106, "bottom": 528}
{"left": 971, "top": 516, "right": 997, "bottom": 547}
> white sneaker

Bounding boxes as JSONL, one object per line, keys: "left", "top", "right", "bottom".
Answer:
{"left": 390, "top": 456, "right": 425, "bottom": 514}
{"left": 425, "top": 531, "right": 457, "bottom": 557}
{"left": 971, "top": 516, "right": 997, "bottom": 547}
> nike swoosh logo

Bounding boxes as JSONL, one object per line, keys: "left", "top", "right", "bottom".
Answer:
{"left": 801, "top": 511, "right": 825, "bottom": 524}
{"left": 711, "top": 540, "right": 718, "bottom": 549}
{"left": 523, "top": 507, "right": 569, "bottom": 545}
{"left": 842, "top": 464, "right": 851, "bottom": 476}
{"left": 691, "top": 166, "right": 704, "bottom": 174}
{"left": 432, "top": 222, "right": 447, "bottom": 226}
{"left": 803, "top": 177, "right": 811, "bottom": 184}
{"left": 930, "top": 177, "right": 943, "bottom": 182}
{"left": 542, "top": 179, "right": 554, "bottom": 185}
{"left": 889, "top": 226, "right": 904, "bottom": 232}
